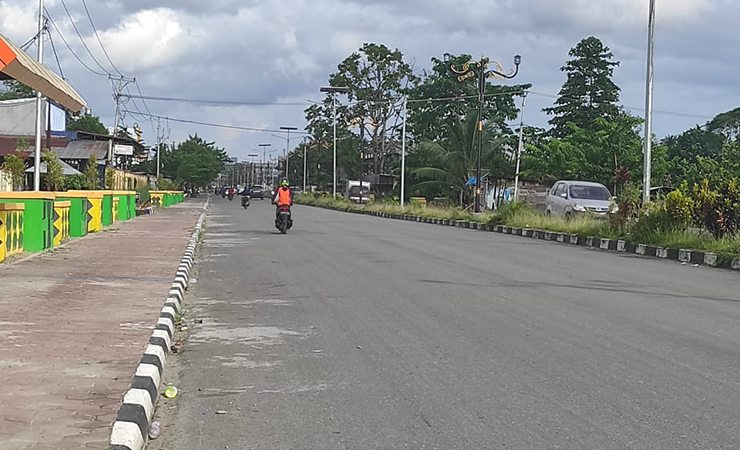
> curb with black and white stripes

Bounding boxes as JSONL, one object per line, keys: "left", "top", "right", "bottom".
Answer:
{"left": 109, "top": 199, "right": 208, "bottom": 450}
{"left": 301, "top": 203, "right": 740, "bottom": 272}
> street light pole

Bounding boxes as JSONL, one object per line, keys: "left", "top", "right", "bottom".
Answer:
{"left": 514, "top": 91, "right": 528, "bottom": 202}
{"left": 33, "top": 0, "right": 44, "bottom": 191}
{"left": 258, "top": 143, "right": 271, "bottom": 186}
{"left": 444, "top": 53, "right": 521, "bottom": 213}
{"left": 280, "top": 126, "right": 297, "bottom": 181}
{"left": 400, "top": 96, "right": 408, "bottom": 208}
{"left": 642, "top": 0, "right": 656, "bottom": 205}
{"left": 320, "top": 86, "right": 350, "bottom": 198}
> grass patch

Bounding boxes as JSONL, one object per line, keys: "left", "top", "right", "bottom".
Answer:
{"left": 296, "top": 194, "right": 740, "bottom": 262}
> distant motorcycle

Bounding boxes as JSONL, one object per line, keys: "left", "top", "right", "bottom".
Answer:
{"left": 275, "top": 205, "right": 292, "bottom": 234}
{"left": 227, "top": 192, "right": 234, "bottom": 201}
{"left": 241, "top": 196, "right": 250, "bottom": 209}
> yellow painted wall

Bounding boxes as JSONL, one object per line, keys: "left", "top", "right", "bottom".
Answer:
{"left": 0, "top": 203, "right": 24, "bottom": 263}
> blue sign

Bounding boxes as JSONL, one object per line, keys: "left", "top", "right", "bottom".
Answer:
{"left": 466, "top": 176, "right": 477, "bottom": 186}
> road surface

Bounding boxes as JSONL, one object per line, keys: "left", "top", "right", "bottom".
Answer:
{"left": 153, "top": 197, "right": 740, "bottom": 450}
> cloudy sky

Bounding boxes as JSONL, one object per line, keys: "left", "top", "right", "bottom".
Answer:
{"left": 1, "top": 0, "right": 738, "bottom": 161}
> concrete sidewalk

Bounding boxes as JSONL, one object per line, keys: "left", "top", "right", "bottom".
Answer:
{"left": 0, "top": 199, "right": 205, "bottom": 450}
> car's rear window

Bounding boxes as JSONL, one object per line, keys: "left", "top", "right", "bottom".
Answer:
{"left": 569, "top": 185, "right": 610, "bottom": 200}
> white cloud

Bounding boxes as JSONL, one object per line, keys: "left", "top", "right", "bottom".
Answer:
{"left": 98, "top": 8, "right": 187, "bottom": 71}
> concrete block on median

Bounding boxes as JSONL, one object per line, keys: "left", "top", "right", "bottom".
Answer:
{"left": 704, "top": 253, "right": 718, "bottom": 267}
{"left": 731, "top": 258, "right": 740, "bottom": 270}
{"left": 656, "top": 247, "right": 669, "bottom": 259}
{"left": 513, "top": 227, "right": 523, "bottom": 236}
{"left": 522, "top": 228, "right": 533, "bottom": 237}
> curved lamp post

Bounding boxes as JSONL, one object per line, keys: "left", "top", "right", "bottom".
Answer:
{"left": 443, "top": 53, "right": 521, "bottom": 213}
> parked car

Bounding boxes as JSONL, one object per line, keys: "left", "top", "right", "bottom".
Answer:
{"left": 250, "top": 185, "right": 264, "bottom": 200}
{"left": 546, "top": 181, "right": 614, "bottom": 220}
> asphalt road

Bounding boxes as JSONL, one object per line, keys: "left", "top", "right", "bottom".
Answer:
{"left": 154, "top": 197, "right": 740, "bottom": 450}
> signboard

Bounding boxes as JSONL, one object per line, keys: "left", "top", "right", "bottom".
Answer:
{"left": 114, "top": 144, "right": 134, "bottom": 156}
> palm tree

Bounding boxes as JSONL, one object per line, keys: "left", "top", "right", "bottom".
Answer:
{"left": 412, "top": 110, "right": 511, "bottom": 207}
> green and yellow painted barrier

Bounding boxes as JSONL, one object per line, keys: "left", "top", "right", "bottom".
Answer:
{"left": 53, "top": 200, "right": 71, "bottom": 247}
{"left": 0, "top": 192, "right": 54, "bottom": 253}
{"left": 150, "top": 190, "right": 186, "bottom": 208}
{"left": 100, "top": 190, "right": 115, "bottom": 227}
{"left": 68, "top": 191, "right": 103, "bottom": 233}
{"left": 0, "top": 203, "right": 24, "bottom": 263}
{"left": 112, "top": 197, "right": 119, "bottom": 223}
{"left": 112, "top": 190, "right": 135, "bottom": 221}
{"left": 54, "top": 191, "right": 89, "bottom": 238}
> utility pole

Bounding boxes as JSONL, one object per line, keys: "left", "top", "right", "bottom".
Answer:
{"left": 642, "top": 0, "right": 656, "bottom": 205}
{"left": 155, "top": 118, "right": 161, "bottom": 187}
{"left": 32, "top": 0, "right": 44, "bottom": 191}
{"left": 107, "top": 75, "right": 134, "bottom": 167}
{"left": 514, "top": 91, "right": 528, "bottom": 202}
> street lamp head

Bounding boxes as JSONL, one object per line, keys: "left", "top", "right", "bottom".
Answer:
{"left": 443, "top": 53, "right": 451, "bottom": 63}
{"left": 320, "top": 86, "right": 350, "bottom": 94}
{"left": 514, "top": 54, "right": 522, "bottom": 66}
{"left": 280, "top": 126, "right": 298, "bottom": 131}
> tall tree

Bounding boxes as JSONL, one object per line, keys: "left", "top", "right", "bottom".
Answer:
{"left": 544, "top": 37, "right": 621, "bottom": 137}
{"left": 310, "top": 43, "right": 418, "bottom": 176}
{"left": 160, "top": 135, "right": 229, "bottom": 187}
{"left": 408, "top": 55, "right": 529, "bottom": 142}
{"left": 67, "top": 113, "right": 109, "bottom": 135}
{"left": 0, "top": 80, "right": 34, "bottom": 100}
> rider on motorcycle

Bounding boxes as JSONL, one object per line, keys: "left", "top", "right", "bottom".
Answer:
{"left": 240, "top": 185, "right": 251, "bottom": 207}
{"left": 272, "top": 179, "right": 293, "bottom": 226}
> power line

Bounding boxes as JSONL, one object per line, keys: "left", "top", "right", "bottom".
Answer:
{"left": 45, "top": 9, "right": 108, "bottom": 77}
{"left": 46, "top": 21, "right": 65, "bottom": 80}
{"left": 528, "top": 91, "right": 714, "bottom": 120}
{"left": 80, "top": 0, "right": 123, "bottom": 76}
{"left": 58, "top": 0, "right": 111, "bottom": 75}
{"left": 120, "top": 94, "right": 314, "bottom": 106}
{"left": 120, "top": 110, "right": 311, "bottom": 135}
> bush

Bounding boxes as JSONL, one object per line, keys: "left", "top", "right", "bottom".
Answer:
{"left": 663, "top": 189, "right": 693, "bottom": 228}
{"left": 42, "top": 150, "right": 64, "bottom": 191}
{"left": 64, "top": 174, "right": 86, "bottom": 190}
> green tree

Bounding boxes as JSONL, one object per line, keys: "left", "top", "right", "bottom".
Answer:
{"left": 42, "top": 150, "right": 64, "bottom": 191}
{"left": 0, "top": 80, "right": 34, "bottom": 100}
{"left": 544, "top": 37, "right": 621, "bottom": 138}
{"left": 523, "top": 113, "right": 666, "bottom": 194}
{"left": 83, "top": 157, "right": 99, "bottom": 189}
{"left": 310, "top": 43, "right": 418, "bottom": 176}
{"left": 411, "top": 110, "right": 508, "bottom": 206}
{"left": 408, "top": 55, "right": 529, "bottom": 142}
{"left": 2, "top": 138, "right": 29, "bottom": 190}
{"left": 161, "top": 135, "right": 228, "bottom": 187}
{"left": 67, "top": 113, "right": 109, "bottom": 135}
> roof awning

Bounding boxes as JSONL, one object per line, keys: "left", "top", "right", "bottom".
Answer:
{"left": 25, "top": 158, "right": 82, "bottom": 176}
{"left": 0, "top": 33, "right": 86, "bottom": 112}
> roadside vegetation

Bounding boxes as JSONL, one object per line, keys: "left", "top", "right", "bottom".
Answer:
{"left": 296, "top": 192, "right": 740, "bottom": 263}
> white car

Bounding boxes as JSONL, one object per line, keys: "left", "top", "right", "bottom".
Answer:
{"left": 546, "top": 181, "right": 615, "bottom": 220}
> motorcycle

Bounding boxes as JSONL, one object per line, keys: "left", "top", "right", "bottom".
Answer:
{"left": 227, "top": 192, "right": 234, "bottom": 201}
{"left": 275, "top": 205, "right": 292, "bottom": 234}
{"left": 221, "top": 191, "right": 226, "bottom": 199}
{"left": 241, "top": 196, "right": 250, "bottom": 209}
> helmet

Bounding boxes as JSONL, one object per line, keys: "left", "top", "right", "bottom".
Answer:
{"left": 280, "top": 179, "right": 289, "bottom": 187}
